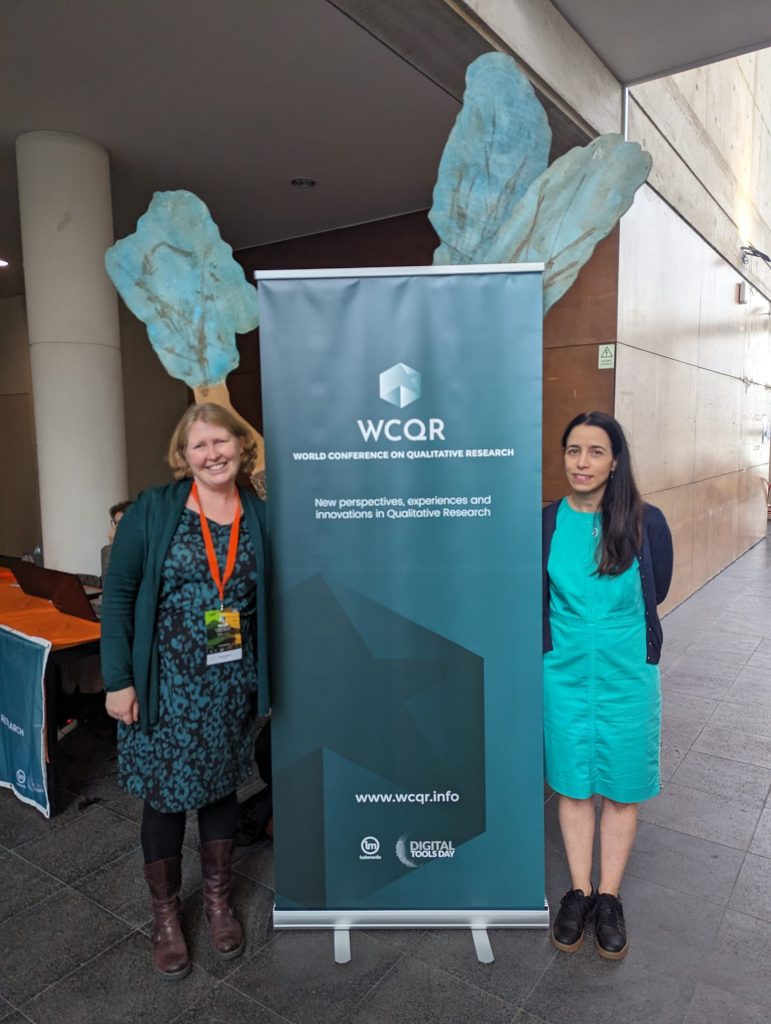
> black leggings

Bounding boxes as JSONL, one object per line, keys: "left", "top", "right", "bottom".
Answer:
{"left": 141, "top": 791, "right": 238, "bottom": 863}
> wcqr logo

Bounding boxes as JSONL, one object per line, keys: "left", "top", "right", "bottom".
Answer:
{"left": 356, "top": 363, "right": 446, "bottom": 443}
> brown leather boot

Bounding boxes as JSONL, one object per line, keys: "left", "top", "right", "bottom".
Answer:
{"left": 143, "top": 857, "right": 191, "bottom": 980}
{"left": 199, "top": 839, "right": 245, "bottom": 960}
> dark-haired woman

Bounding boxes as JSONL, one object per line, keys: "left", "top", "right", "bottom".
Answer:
{"left": 543, "top": 411, "right": 672, "bottom": 960}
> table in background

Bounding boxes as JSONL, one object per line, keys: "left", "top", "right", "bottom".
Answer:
{"left": 0, "top": 567, "right": 101, "bottom": 815}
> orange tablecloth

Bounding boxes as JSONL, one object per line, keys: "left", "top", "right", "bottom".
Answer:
{"left": 0, "top": 568, "right": 100, "bottom": 650}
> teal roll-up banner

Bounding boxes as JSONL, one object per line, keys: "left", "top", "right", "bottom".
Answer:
{"left": 257, "top": 265, "right": 546, "bottom": 927}
{"left": 0, "top": 626, "right": 51, "bottom": 817}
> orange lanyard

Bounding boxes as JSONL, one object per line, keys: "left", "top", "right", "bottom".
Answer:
{"left": 191, "top": 482, "right": 241, "bottom": 609}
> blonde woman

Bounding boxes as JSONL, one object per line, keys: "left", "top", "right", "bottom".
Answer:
{"left": 101, "top": 403, "right": 269, "bottom": 979}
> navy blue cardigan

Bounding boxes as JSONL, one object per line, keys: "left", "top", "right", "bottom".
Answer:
{"left": 542, "top": 500, "right": 673, "bottom": 664}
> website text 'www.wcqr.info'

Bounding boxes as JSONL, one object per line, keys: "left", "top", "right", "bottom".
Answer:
{"left": 354, "top": 791, "right": 461, "bottom": 805}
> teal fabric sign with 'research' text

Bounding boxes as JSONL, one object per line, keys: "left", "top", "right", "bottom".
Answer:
{"left": 257, "top": 265, "right": 545, "bottom": 926}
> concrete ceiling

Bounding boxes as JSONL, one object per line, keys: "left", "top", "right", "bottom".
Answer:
{"left": 552, "top": 0, "right": 771, "bottom": 84}
{"left": 1, "top": 1, "right": 770, "bottom": 301}
{"left": 0, "top": 0, "right": 470, "bottom": 298}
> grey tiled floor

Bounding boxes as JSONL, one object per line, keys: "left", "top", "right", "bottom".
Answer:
{"left": 2, "top": 539, "right": 771, "bottom": 1024}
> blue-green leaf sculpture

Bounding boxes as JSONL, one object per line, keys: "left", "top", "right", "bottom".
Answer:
{"left": 430, "top": 53, "right": 652, "bottom": 313}
{"left": 431, "top": 53, "right": 552, "bottom": 266}
{"left": 105, "top": 190, "right": 259, "bottom": 387}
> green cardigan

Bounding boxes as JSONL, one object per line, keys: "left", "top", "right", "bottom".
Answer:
{"left": 100, "top": 479, "right": 270, "bottom": 731}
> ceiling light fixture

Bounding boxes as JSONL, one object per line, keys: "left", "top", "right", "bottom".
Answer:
{"left": 290, "top": 177, "right": 317, "bottom": 188}
{"left": 0, "top": 259, "right": 8, "bottom": 268}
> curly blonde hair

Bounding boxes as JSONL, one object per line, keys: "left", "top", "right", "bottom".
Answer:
{"left": 167, "top": 403, "right": 260, "bottom": 479}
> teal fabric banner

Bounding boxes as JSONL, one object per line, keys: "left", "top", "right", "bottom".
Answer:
{"left": 0, "top": 626, "right": 51, "bottom": 817}
{"left": 257, "top": 266, "right": 544, "bottom": 922}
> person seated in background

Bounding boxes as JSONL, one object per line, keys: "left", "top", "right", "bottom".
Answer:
{"left": 56, "top": 501, "right": 135, "bottom": 731}
{"left": 101, "top": 500, "right": 133, "bottom": 581}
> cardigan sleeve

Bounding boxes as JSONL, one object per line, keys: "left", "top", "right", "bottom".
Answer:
{"left": 239, "top": 486, "right": 271, "bottom": 713}
{"left": 645, "top": 505, "right": 673, "bottom": 604}
{"left": 100, "top": 498, "right": 147, "bottom": 692}
{"left": 253, "top": 494, "right": 270, "bottom": 573}
{"left": 542, "top": 501, "right": 560, "bottom": 654}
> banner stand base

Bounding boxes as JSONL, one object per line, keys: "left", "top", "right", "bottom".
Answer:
{"left": 332, "top": 926, "right": 493, "bottom": 965}
{"left": 274, "top": 905, "right": 550, "bottom": 963}
{"left": 471, "top": 928, "right": 494, "bottom": 963}
{"left": 333, "top": 929, "right": 351, "bottom": 964}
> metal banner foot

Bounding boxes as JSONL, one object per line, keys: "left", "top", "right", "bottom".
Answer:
{"left": 334, "top": 928, "right": 351, "bottom": 964}
{"left": 471, "top": 928, "right": 494, "bottom": 963}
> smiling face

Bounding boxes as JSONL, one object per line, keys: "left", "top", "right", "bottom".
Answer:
{"left": 563, "top": 424, "right": 617, "bottom": 506}
{"left": 183, "top": 417, "right": 244, "bottom": 492}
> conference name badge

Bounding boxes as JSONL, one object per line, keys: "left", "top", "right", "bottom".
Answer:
{"left": 205, "top": 608, "right": 243, "bottom": 665}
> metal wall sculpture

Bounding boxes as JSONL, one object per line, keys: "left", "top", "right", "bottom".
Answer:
{"left": 105, "top": 190, "right": 264, "bottom": 472}
{"left": 430, "top": 53, "right": 652, "bottom": 312}
{"left": 105, "top": 53, "right": 651, "bottom": 481}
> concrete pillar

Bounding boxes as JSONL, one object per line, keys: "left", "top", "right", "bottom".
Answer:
{"left": 16, "top": 131, "right": 128, "bottom": 576}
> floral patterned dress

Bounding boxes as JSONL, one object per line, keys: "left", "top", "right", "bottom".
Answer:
{"left": 117, "top": 509, "right": 259, "bottom": 812}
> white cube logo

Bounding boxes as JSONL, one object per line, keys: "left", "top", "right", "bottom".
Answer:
{"left": 379, "top": 363, "right": 421, "bottom": 408}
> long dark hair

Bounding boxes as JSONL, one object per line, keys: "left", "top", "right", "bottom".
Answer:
{"left": 561, "top": 411, "right": 643, "bottom": 576}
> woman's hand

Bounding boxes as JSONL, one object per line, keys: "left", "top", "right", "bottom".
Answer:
{"left": 105, "top": 687, "right": 139, "bottom": 726}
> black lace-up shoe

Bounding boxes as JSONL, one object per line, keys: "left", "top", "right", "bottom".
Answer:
{"left": 594, "top": 892, "right": 628, "bottom": 960}
{"left": 551, "top": 888, "right": 595, "bottom": 952}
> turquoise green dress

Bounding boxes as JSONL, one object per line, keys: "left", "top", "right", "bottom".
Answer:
{"left": 543, "top": 500, "right": 661, "bottom": 803}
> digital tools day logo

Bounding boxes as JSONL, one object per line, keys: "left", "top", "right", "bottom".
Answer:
{"left": 359, "top": 836, "right": 382, "bottom": 861}
{"left": 395, "top": 834, "right": 456, "bottom": 867}
{"left": 379, "top": 363, "right": 421, "bottom": 409}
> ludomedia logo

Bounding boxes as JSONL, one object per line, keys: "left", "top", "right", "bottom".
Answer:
{"left": 395, "top": 834, "right": 456, "bottom": 867}
{"left": 359, "top": 836, "right": 382, "bottom": 861}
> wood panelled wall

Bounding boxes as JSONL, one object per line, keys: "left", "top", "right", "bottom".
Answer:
{"left": 233, "top": 212, "right": 440, "bottom": 435}
{"left": 235, "top": 198, "right": 770, "bottom": 616}
{"left": 617, "top": 187, "right": 771, "bottom": 613}
{"left": 542, "top": 229, "right": 619, "bottom": 500}
{"left": 120, "top": 302, "right": 188, "bottom": 496}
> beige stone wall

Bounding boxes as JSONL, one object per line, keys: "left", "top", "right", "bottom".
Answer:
{"left": 455, "top": 3, "right": 771, "bottom": 278}
{"left": 622, "top": 59, "right": 771, "bottom": 607}
{"left": 454, "top": 2, "right": 771, "bottom": 293}
{"left": 450, "top": 0, "right": 621, "bottom": 134}
{"left": 616, "top": 186, "right": 771, "bottom": 612}
{"left": 459, "top": 1, "right": 771, "bottom": 606}
{"left": 629, "top": 52, "right": 771, "bottom": 299}
{"left": 0, "top": 296, "right": 41, "bottom": 556}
